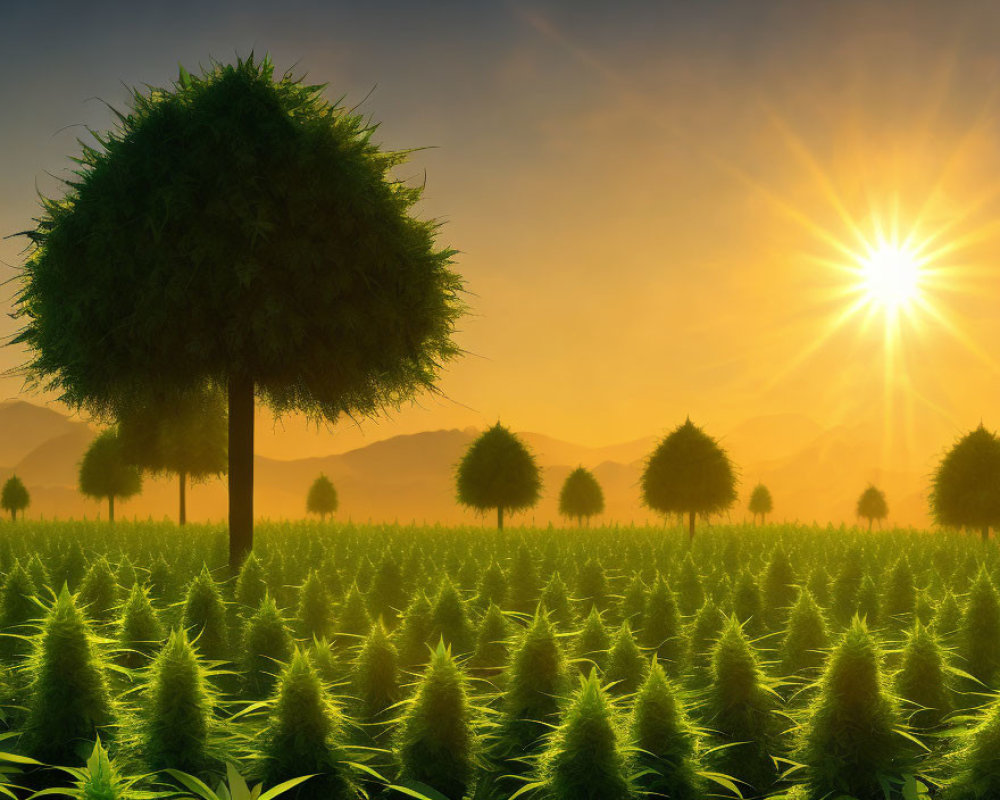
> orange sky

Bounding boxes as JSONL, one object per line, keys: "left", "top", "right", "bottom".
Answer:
{"left": 3, "top": 1, "right": 1000, "bottom": 471}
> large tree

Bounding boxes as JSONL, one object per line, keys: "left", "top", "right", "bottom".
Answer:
{"left": 931, "top": 424, "right": 1000, "bottom": 542}
{"left": 748, "top": 484, "right": 773, "bottom": 525}
{"left": 641, "top": 418, "right": 736, "bottom": 540}
{"left": 1, "top": 476, "right": 29, "bottom": 521}
{"left": 14, "top": 56, "right": 463, "bottom": 566}
{"left": 856, "top": 485, "right": 888, "bottom": 530}
{"left": 306, "top": 474, "right": 338, "bottom": 522}
{"left": 558, "top": 466, "right": 604, "bottom": 525}
{"left": 118, "top": 388, "right": 227, "bottom": 525}
{"left": 79, "top": 429, "right": 143, "bottom": 523}
{"left": 456, "top": 424, "right": 541, "bottom": 530}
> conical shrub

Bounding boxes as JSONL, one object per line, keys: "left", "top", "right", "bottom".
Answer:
{"left": 857, "top": 573, "right": 881, "bottom": 627}
{"left": 396, "top": 592, "right": 434, "bottom": 669}
{"left": 779, "top": 589, "right": 829, "bottom": 678}
{"left": 895, "top": 621, "right": 951, "bottom": 730}
{"left": 367, "top": 555, "right": 406, "bottom": 628}
{"left": 500, "top": 610, "right": 571, "bottom": 754}
{"left": 24, "top": 587, "right": 114, "bottom": 762}
{"left": 605, "top": 622, "right": 647, "bottom": 696}
{"left": 352, "top": 621, "right": 400, "bottom": 721}
{"left": 336, "top": 583, "right": 371, "bottom": 643}
{"left": 395, "top": 642, "right": 476, "bottom": 800}
{"left": 959, "top": 570, "right": 1000, "bottom": 685}
{"left": 508, "top": 543, "right": 540, "bottom": 614}
{"left": 535, "top": 673, "right": 632, "bottom": 800}
{"left": 883, "top": 557, "right": 916, "bottom": 628}
{"left": 732, "top": 568, "right": 764, "bottom": 636}
{"left": 142, "top": 629, "right": 214, "bottom": 773}
{"left": 618, "top": 573, "right": 647, "bottom": 627}
{"left": 630, "top": 659, "right": 701, "bottom": 800}
{"left": 78, "top": 556, "right": 120, "bottom": 624}
{"left": 117, "top": 583, "right": 164, "bottom": 668}
{"left": 431, "top": 578, "right": 475, "bottom": 655}
{"left": 297, "top": 570, "right": 332, "bottom": 640}
{"left": 0, "top": 559, "right": 38, "bottom": 657}
{"left": 689, "top": 597, "right": 726, "bottom": 671}
{"left": 797, "top": 617, "right": 916, "bottom": 800}
{"left": 706, "top": 616, "right": 781, "bottom": 795}
{"left": 181, "top": 566, "right": 229, "bottom": 661}
{"left": 235, "top": 553, "right": 268, "bottom": 611}
{"left": 474, "top": 559, "right": 507, "bottom": 610}
{"left": 642, "top": 575, "right": 686, "bottom": 674}
{"left": 540, "top": 572, "right": 574, "bottom": 630}
{"left": 575, "top": 558, "right": 609, "bottom": 612}
{"left": 762, "top": 546, "right": 797, "bottom": 628}
{"left": 573, "top": 606, "right": 611, "bottom": 675}
{"left": 470, "top": 602, "right": 511, "bottom": 673}
{"left": 261, "top": 649, "right": 359, "bottom": 800}
{"left": 242, "top": 594, "right": 293, "bottom": 698}
{"left": 935, "top": 590, "right": 962, "bottom": 638}
{"left": 676, "top": 553, "right": 705, "bottom": 616}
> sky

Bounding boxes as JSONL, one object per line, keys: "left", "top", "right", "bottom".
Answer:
{"left": 3, "top": 0, "right": 1000, "bottom": 467}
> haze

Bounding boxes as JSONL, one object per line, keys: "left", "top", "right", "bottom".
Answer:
{"left": 4, "top": 0, "right": 1000, "bottom": 519}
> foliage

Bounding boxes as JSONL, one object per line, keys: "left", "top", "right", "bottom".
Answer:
{"left": 856, "top": 485, "right": 889, "bottom": 529}
{"left": 558, "top": 467, "right": 604, "bottom": 523}
{"left": 0, "top": 477, "right": 29, "bottom": 522}
{"left": 78, "top": 430, "right": 143, "bottom": 520}
{"left": 456, "top": 424, "right": 541, "bottom": 528}
{"left": 306, "top": 476, "right": 338, "bottom": 521}
{"left": 932, "top": 424, "right": 1000, "bottom": 539}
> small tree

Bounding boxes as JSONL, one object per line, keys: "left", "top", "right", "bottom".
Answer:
{"left": 0, "top": 475, "right": 29, "bottom": 521}
{"left": 456, "top": 423, "right": 541, "bottom": 530}
{"left": 78, "top": 429, "right": 142, "bottom": 523}
{"left": 748, "top": 483, "right": 772, "bottom": 525}
{"left": 558, "top": 466, "right": 604, "bottom": 525}
{"left": 14, "top": 56, "right": 464, "bottom": 568}
{"left": 856, "top": 485, "right": 888, "bottom": 530}
{"left": 641, "top": 419, "right": 736, "bottom": 540}
{"left": 932, "top": 425, "right": 1000, "bottom": 542}
{"left": 307, "top": 474, "right": 338, "bottom": 522}
{"left": 118, "top": 387, "right": 227, "bottom": 525}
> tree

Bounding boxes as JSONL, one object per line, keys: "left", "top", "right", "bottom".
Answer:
{"left": 13, "top": 56, "right": 463, "bottom": 568}
{"left": 78, "top": 429, "right": 142, "bottom": 523}
{"left": 748, "top": 483, "right": 772, "bottom": 525}
{"left": 118, "top": 388, "right": 227, "bottom": 525}
{"left": 931, "top": 425, "right": 1000, "bottom": 542}
{"left": 306, "top": 474, "right": 338, "bottom": 521}
{"left": 456, "top": 423, "right": 541, "bottom": 530}
{"left": 558, "top": 466, "right": 604, "bottom": 525}
{"left": 0, "top": 476, "right": 29, "bottom": 521}
{"left": 641, "top": 418, "right": 736, "bottom": 540}
{"left": 856, "top": 484, "right": 888, "bottom": 530}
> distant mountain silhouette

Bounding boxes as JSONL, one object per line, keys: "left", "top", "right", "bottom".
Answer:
{"left": 0, "top": 400, "right": 936, "bottom": 528}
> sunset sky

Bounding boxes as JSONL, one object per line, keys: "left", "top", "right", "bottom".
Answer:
{"left": 3, "top": 0, "right": 1000, "bottom": 468}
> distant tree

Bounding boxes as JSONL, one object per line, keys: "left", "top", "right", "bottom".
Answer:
{"left": 456, "top": 423, "right": 541, "bottom": 530}
{"left": 1, "top": 476, "right": 29, "bottom": 521}
{"left": 79, "top": 429, "right": 142, "bottom": 523}
{"left": 118, "top": 388, "right": 227, "bottom": 525}
{"left": 931, "top": 425, "right": 1000, "bottom": 542}
{"left": 748, "top": 484, "right": 773, "bottom": 525}
{"left": 13, "top": 56, "right": 464, "bottom": 567}
{"left": 559, "top": 467, "right": 604, "bottom": 525}
{"left": 856, "top": 485, "right": 888, "bottom": 530}
{"left": 641, "top": 419, "right": 737, "bottom": 540}
{"left": 307, "top": 474, "right": 338, "bottom": 522}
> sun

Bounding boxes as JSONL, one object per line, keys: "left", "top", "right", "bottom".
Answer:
{"left": 858, "top": 239, "right": 923, "bottom": 312}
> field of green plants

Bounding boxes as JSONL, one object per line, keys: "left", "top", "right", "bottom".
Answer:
{"left": 0, "top": 521, "right": 998, "bottom": 800}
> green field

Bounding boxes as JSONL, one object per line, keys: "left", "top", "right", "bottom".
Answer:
{"left": 0, "top": 521, "right": 995, "bottom": 800}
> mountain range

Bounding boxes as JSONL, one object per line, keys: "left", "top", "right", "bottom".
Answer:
{"left": 0, "top": 400, "right": 940, "bottom": 528}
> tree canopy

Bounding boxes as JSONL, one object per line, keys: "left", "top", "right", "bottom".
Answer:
{"left": 14, "top": 55, "right": 463, "bottom": 565}
{"left": 0, "top": 476, "right": 29, "bottom": 521}
{"left": 856, "top": 485, "right": 888, "bottom": 530}
{"left": 748, "top": 484, "right": 773, "bottom": 525}
{"left": 559, "top": 467, "right": 604, "bottom": 524}
{"left": 641, "top": 419, "right": 736, "bottom": 539}
{"left": 307, "top": 474, "right": 339, "bottom": 521}
{"left": 931, "top": 424, "right": 1000, "bottom": 541}
{"left": 456, "top": 424, "right": 541, "bottom": 530}
{"left": 78, "top": 429, "right": 142, "bottom": 523}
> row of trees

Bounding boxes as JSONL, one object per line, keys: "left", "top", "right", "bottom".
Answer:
{"left": 455, "top": 420, "right": 1000, "bottom": 539}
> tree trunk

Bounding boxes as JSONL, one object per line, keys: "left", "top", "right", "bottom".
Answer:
{"left": 983, "top": 525, "right": 990, "bottom": 543}
{"left": 108, "top": 495, "right": 115, "bottom": 524}
{"left": 688, "top": 510, "right": 696, "bottom": 542}
{"left": 229, "top": 374, "right": 255, "bottom": 569}
{"left": 179, "top": 471, "right": 187, "bottom": 526}
{"left": 497, "top": 506, "right": 504, "bottom": 531}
